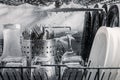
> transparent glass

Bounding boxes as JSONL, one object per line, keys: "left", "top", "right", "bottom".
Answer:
{"left": 1, "top": 24, "right": 22, "bottom": 60}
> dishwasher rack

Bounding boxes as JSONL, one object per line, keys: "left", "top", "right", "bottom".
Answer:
{"left": 0, "top": 65, "right": 120, "bottom": 80}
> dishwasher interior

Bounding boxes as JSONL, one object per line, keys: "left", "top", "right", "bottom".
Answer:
{"left": 0, "top": 0, "right": 120, "bottom": 80}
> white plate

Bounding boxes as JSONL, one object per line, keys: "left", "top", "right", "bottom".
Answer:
{"left": 87, "top": 27, "right": 120, "bottom": 80}
{"left": 102, "top": 27, "right": 120, "bottom": 80}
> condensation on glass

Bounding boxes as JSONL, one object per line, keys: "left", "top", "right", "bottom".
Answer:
{"left": 1, "top": 24, "right": 22, "bottom": 60}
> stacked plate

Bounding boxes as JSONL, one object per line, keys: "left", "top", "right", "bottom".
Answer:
{"left": 87, "top": 26, "right": 120, "bottom": 80}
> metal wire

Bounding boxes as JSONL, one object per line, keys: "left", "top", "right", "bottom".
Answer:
{"left": 0, "top": 65, "right": 120, "bottom": 80}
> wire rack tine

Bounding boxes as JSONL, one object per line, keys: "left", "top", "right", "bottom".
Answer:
{"left": 107, "top": 72, "right": 111, "bottom": 80}
{"left": 87, "top": 72, "right": 92, "bottom": 80}
{"left": 38, "top": 72, "right": 43, "bottom": 80}
{"left": 100, "top": 72, "right": 105, "bottom": 80}
{"left": 88, "top": 60, "right": 91, "bottom": 67}
{"left": 25, "top": 71, "right": 30, "bottom": 80}
{"left": 6, "top": 72, "right": 10, "bottom": 80}
{"left": 68, "top": 71, "right": 72, "bottom": 80}
{"left": 12, "top": 71, "right": 17, "bottom": 80}
{"left": 94, "top": 71, "right": 98, "bottom": 80}
{"left": 0, "top": 72, "right": 4, "bottom": 80}
{"left": 80, "top": 69, "right": 86, "bottom": 80}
